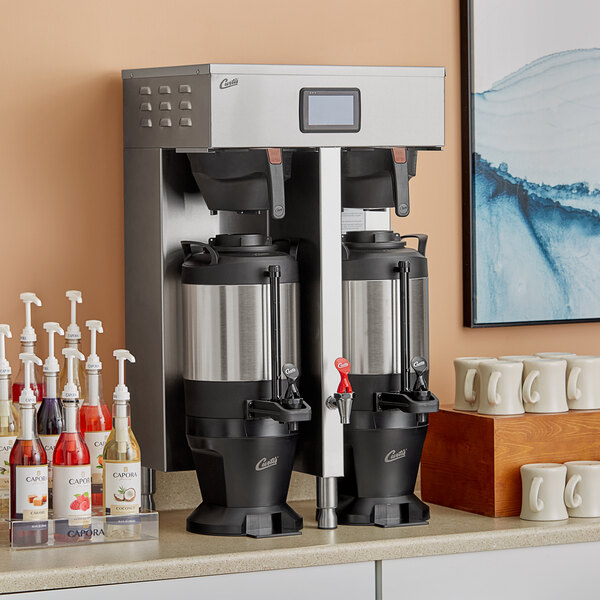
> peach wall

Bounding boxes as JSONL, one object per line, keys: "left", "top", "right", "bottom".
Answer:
{"left": 1, "top": 1, "right": 596, "bottom": 402}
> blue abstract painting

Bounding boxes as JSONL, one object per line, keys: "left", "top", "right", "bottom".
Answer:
{"left": 468, "top": 0, "right": 600, "bottom": 324}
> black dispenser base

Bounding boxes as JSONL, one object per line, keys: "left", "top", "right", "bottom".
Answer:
{"left": 337, "top": 493, "right": 430, "bottom": 527}
{"left": 186, "top": 502, "right": 303, "bottom": 538}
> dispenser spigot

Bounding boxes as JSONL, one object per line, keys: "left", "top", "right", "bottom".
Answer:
{"left": 326, "top": 357, "right": 354, "bottom": 425}
{"left": 411, "top": 356, "right": 429, "bottom": 392}
{"left": 43, "top": 322, "right": 64, "bottom": 374}
{"left": 0, "top": 325, "right": 12, "bottom": 377}
{"left": 65, "top": 290, "right": 83, "bottom": 340}
{"left": 18, "top": 352, "right": 42, "bottom": 404}
{"left": 19, "top": 293, "right": 42, "bottom": 343}
{"left": 86, "top": 320, "right": 103, "bottom": 371}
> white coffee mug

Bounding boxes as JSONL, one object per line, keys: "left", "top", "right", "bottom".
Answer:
{"left": 453, "top": 357, "right": 496, "bottom": 411}
{"left": 566, "top": 356, "right": 600, "bottom": 410}
{"left": 477, "top": 360, "right": 524, "bottom": 415}
{"left": 520, "top": 463, "right": 568, "bottom": 521}
{"left": 564, "top": 461, "right": 600, "bottom": 518}
{"left": 535, "top": 352, "right": 576, "bottom": 359}
{"left": 522, "top": 358, "right": 568, "bottom": 413}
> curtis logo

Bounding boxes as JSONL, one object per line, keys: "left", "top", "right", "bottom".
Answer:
{"left": 255, "top": 456, "right": 278, "bottom": 471}
{"left": 219, "top": 77, "right": 238, "bottom": 90}
{"left": 384, "top": 449, "right": 407, "bottom": 463}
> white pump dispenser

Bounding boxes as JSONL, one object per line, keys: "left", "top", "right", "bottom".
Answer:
{"left": 62, "top": 348, "right": 85, "bottom": 402}
{"left": 20, "top": 293, "right": 42, "bottom": 344}
{"left": 19, "top": 353, "right": 42, "bottom": 406}
{"left": 0, "top": 325, "right": 12, "bottom": 382}
{"left": 113, "top": 349, "right": 135, "bottom": 406}
{"left": 65, "top": 291, "right": 83, "bottom": 341}
{"left": 86, "top": 320, "right": 103, "bottom": 373}
{"left": 43, "top": 323, "right": 64, "bottom": 399}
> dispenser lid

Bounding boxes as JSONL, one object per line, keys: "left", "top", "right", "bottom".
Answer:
{"left": 343, "top": 230, "right": 405, "bottom": 249}
{"left": 211, "top": 233, "right": 273, "bottom": 252}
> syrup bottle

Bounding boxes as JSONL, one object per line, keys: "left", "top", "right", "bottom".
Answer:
{"left": 12, "top": 293, "right": 43, "bottom": 409}
{"left": 37, "top": 322, "right": 65, "bottom": 508}
{"left": 59, "top": 291, "right": 85, "bottom": 405}
{"left": 103, "top": 350, "right": 141, "bottom": 516}
{"left": 80, "top": 320, "right": 111, "bottom": 507}
{"left": 9, "top": 352, "right": 48, "bottom": 547}
{"left": 52, "top": 348, "right": 91, "bottom": 542}
{"left": 0, "top": 325, "right": 17, "bottom": 518}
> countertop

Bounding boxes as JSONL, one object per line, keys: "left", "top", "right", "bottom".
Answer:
{"left": 2, "top": 500, "right": 600, "bottom": 594}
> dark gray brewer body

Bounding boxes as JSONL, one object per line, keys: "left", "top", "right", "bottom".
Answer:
{"left": 122, "top": 64, "right": 445, "bottom": 532}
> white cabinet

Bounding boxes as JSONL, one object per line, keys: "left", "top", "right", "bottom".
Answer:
{"left": 380, "top": 541, "right": 600, "bottom": 600}
{"left": 8, "top": 561, "right": 375, "bottom": 600}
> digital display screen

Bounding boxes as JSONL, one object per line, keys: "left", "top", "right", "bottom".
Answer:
{"left": 300, "top": 88, "right": 360, "bottom": 133}
{"left": 307, "top": 95, "right": 355, "bottom": 126}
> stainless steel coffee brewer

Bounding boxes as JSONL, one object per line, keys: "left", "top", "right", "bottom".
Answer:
{"left": 123, "top": 64, "right": 445, "bottom": 535}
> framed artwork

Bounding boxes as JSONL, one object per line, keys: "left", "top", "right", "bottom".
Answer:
{"left": 462, "top": 0, "right": 600, "bottom": 327}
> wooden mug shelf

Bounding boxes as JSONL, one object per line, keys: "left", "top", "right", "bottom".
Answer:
{"left": 420, "top": 406, "right": 600, "bottom": 517}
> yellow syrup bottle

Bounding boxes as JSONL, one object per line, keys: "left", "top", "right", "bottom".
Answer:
{"left": 0, "top": 325, "right": 18, "bottom": 518}
{"left": 103, "top": 350, "right": 141, "bottom": 539}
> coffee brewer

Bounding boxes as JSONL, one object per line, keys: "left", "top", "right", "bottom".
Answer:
{"left": 123, "top": 64, "right": 445, "bottom": 535}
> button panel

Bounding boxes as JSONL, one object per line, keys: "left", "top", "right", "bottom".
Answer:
{"left": 136, "top": 81, "right": 194, "bottom": 130}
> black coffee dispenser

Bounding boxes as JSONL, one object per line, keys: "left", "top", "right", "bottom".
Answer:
{"left": 338, "top": 230, "right": 439, "bottom": 526}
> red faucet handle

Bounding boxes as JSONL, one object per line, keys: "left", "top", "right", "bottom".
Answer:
{"left": 334, "top": 357, "right": 353, "bottom": 394}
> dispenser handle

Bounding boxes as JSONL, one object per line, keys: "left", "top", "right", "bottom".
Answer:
{"left": 267, "top": 265, "right": 282, "bottom": 401}
{"left": 266, "top": 148, "right": 286, "bottom": 220}
{"left": 400, "top": 234, "right": 428, "bottom": 257}
{"left": 181, "top": 241, "right": 219, "bottom": 265}
{"left": 391, "top": 147, "right": 410, "bottom": 217}
{"left": 334, "top": 357, "right": 352, "bottom": 394}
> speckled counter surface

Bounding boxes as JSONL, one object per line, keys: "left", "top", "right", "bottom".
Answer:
{"left": 2, "top": 500, "right": 600, "bottom": 594}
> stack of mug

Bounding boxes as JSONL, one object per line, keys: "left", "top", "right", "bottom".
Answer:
{"left": 454, "top": 353, "right": 600, "bottom": 415}
{"left": 520, "top": 462, "right": 600, "bottom": 521}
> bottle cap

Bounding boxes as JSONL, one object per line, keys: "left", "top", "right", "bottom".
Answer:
{"left": 62, "top": 347, "right": 85, "bottom": 401}
{"left": 65, "top": 290, "right": 83, "bottom": 341}
{"left": 85, "top": 320, "right": 103, "bottom": 371}
{"left": 18, "top": 352, "right": 42, "bottom": 404}
{"left": 113, "top": 349, "right": 135, "bottom": 403}
{"left": 20, "top": 293, "right": 42, "bottom": 343}
{"left": 43, "top": 322, "right": 64, "bottom": 374}
{"left": 0, "top": 325, "right": 11, "bottom": 376}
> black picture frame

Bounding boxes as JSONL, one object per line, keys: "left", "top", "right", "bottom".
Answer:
{"left": 461, "top": 0, "right": 600, "bottom": 328}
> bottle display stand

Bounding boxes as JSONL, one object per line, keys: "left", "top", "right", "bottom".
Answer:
{"left": 1, "top": 509, "right": 158, "bottom": 549}
{"left": 420, "top": 406, "right": 600, "bottom": 517}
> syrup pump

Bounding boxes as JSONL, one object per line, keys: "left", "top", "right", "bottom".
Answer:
{"left": 0, "top": 325, "right": 16, "bottom": 425}
{"left": 14, "top": 293, "right": 43, "bottom": 406}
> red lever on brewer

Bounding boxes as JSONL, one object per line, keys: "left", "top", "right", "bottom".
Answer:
{"left": 335, "top": 357, "right": 352, "bottom": 394}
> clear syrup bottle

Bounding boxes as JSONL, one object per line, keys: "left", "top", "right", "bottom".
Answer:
{"left": 80, "top": 320, "right": 111, "bottom": 507}
{"left": 37, "top": 322, "right": 65, "bottom": 508}
{"left": 12, "top": 293, "right": 43, "bottom": 409}
{"left": 9, "top": 352, "right": 48, "bottom": 547}
{"left": 53, "top": 348, "right": 91, "bottom": 543}
{"left": 103, "top": 350, "right": 141, "bottom": 526}
{"left": 59, "top": 291, "right": 85, "bottom": 404}
{"left": 0, "top": 325, "right": 17, "bottom": 518}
